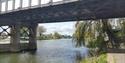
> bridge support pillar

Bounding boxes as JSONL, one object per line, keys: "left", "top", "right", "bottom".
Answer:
{"left": 10, "top": 23, "right": 21, "bottom": 52}
{"left": 28, "top": 23, "right": 38, "bottom": 51}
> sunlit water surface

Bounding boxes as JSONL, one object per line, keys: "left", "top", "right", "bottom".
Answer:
{"left": 0, "top": 39, "right": 88, "bottom": 63}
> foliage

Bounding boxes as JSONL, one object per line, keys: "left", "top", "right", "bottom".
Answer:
{"left": 37, "top": 26, "right": 46, "bottom": 37}
{"left": 74, "top": 21, "right": 90, "bottom": 46}
{"left": 81, "top": 54, "right": 107, "bottom": 63}
{"left": 37, "top": 34, "right": 53, "bottom": 40}
{"left": 73, "top": 19, "right": 125, "bottom": 63}
{"left": 73, "top": 20, "right": 106, "bottom": 51}
{"left": 53, "top": 32, "right": 62, "bottom": 39}
{"left": 74, "top": 19, "right": 125, "bottom": 50}
{"left": 37, "top": 32, "right": 71, "bottom": 40}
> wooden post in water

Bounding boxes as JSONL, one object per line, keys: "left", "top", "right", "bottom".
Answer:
{"left": 10, "top": 23, "right": 21, "bottom": 52}
{"left": 28, "top": 23, "right": 37, "bottom": 51}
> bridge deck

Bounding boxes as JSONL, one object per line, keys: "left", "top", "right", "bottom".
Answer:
{"left": 0, "top": 0, "right": 125, "bottom": 25}
{"left": 0, "top": 0, "right": 78, "bottom": 14}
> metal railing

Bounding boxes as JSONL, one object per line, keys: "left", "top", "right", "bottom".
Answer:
{"left": 0, "top": 0, "right": 78, "bottom": 14}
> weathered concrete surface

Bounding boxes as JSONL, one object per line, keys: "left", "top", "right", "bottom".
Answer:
{"left": 107, "top": 53, "right": 125, "bottom": 63}
{"left": 0, "top": 43, "right": 31, "bottom": 52}
{"left": 28, "top": 23, "right": 37, "bottom": 50}
{"left": 0, "top": 44, "right": 10, "bottom": 52}
{"left": 10, "top": 23, "right": 21, "bottom": 52}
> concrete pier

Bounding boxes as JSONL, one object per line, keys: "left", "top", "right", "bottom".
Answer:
{"left": 10, "top": 23, "right": 21, "bottom": 52}
{"left": 28, "top": 23, "right": 37, "bottom": 50}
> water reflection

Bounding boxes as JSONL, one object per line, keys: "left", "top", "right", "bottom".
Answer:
{"left": 0, "top": 39, "right": 88, "bottom": 63}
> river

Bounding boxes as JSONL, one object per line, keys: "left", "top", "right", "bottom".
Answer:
{"left": 0, "top": 39, "right": 88, "bottom": 63}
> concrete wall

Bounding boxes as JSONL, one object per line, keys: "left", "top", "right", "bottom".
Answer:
{"left": 0, "top": 44, "right": 10, "bottom": 52}
{"left": 107, "top": 53, "right": 125, "bottom": 63}
{"left": 0, "top": 43, "right": 30, "bottom": 52}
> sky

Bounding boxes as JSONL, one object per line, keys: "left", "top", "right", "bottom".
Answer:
{"left": 39, "top": 22, "right": 76, "bottom": 35}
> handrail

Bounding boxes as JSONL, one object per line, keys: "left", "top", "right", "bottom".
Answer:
{"left": 0, "top": 0, "right": 78, "bottom": 14}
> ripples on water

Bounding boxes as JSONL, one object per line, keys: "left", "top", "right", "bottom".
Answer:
{"left": 0, "top": 39, "right": 88, "bottom": 63}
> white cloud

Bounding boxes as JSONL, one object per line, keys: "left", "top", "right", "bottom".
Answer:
{"left": 39, "top": 22, "right": 76, "bottom": 35}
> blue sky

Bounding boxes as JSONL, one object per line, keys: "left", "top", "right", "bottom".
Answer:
{"left": 39, "top": 22, "right": 76, "bottom": 35}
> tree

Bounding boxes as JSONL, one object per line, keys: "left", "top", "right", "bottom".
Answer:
{"left": 53, "top": 32, "right": 62, "bottom": 39}
{"left": 37, "top": 26, "right": 46, "bottom": 37}
{"left": 73, "top": 19, "right": 125, "bottom": 53}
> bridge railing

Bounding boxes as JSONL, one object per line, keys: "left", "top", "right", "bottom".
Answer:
{"left": 0, "top": 0, "right": 78, "bottom": 14}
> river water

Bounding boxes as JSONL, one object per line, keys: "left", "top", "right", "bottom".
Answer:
{"left": 0, "top": 39, "right": 88, "bottom": 63}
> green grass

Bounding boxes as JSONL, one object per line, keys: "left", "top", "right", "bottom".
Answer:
{"left": 81, "top": 54, "right": 107, "bottom": 63}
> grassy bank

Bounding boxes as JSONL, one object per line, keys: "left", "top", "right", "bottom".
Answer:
{"left": 80, "top": 54, "right": 107, "bottom": 63}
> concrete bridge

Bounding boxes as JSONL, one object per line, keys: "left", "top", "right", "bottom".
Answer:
{"left": 0, "top": 0, "right": 125, "bottom": 52}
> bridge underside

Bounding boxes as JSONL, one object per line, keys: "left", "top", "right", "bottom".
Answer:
{"left": 0, "top": 0, "right": 125, "bottom": 52}
{"left": 0, "top": 0, "right": 125, "bottom": 25}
